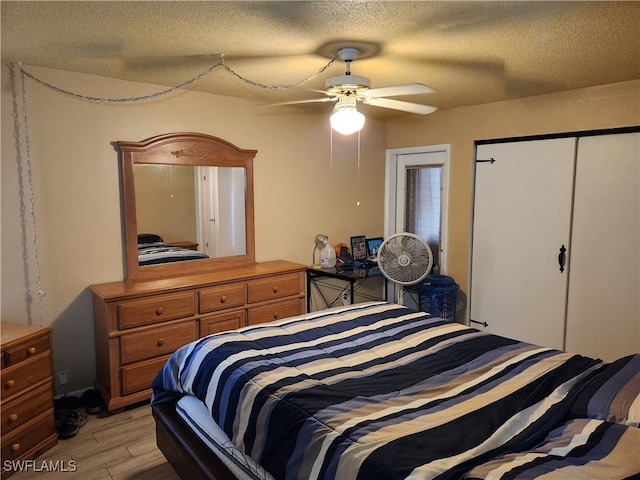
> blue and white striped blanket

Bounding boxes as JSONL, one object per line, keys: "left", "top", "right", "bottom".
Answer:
{"left": 138, "top": 241, "right": 208, "bottom": 265}
{"left": 152, "top": 302, "right": 602, "bottom": 480}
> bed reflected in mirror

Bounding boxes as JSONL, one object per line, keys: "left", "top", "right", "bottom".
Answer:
{"left": 133, "top": 164, "right": 247, "bottom": 260}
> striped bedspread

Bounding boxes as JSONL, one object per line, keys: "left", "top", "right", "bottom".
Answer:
{"left": 152, "top": 302, "right": 603, "bottom": 480}
{"left": 464, "top": 418, "right": 640, "bottom": 479}
{"left": 138, "top": 242, "right": 209, "bottom": 265}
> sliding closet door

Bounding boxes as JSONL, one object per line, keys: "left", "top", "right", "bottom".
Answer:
{"left": 565, "top": 132, "right": 639, "bottom": 360}
{"left": 470, "top": 138, "right": 576, "bottom": 350}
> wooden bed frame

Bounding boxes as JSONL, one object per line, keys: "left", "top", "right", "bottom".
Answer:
{"left": 152, "top": 402, "right": 240, "bottom": 480}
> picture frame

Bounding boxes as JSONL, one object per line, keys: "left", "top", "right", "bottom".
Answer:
{"left": 350, "top": 235, "right": 368, "bottom": 261}
{"left": 366, "top": 237, "right": 383, "bottom": 258}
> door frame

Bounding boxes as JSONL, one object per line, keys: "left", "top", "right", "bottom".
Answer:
{"left": 384, "top": 144, "right": 451, "bottom": 302}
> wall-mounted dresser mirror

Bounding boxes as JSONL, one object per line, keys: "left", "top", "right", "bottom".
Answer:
{"left": 118, "top": 132, "right": 257, "bottom": 280}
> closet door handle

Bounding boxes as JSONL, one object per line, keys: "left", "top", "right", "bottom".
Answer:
{"left": 558, "top": 245, "right": 567, "bottom": 273}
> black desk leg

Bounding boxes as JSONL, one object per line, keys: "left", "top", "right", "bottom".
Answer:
{"left": 350, "top": 280, "right": 355, "bottom": 305}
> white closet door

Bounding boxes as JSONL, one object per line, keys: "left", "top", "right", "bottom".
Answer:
{"left": 471, "top": 138, "right": 576, "bottom": 350}
{"left": 565, "top": 132, "right": 640, "bottom": 360}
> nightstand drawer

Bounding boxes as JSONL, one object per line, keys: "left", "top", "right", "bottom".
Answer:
{"left": 1, "top": 383, "right": 53, "bottom": 437}
{"left": 247, "top": 298, "right": 303, "bottom": 325}
{"left": 199, "top": 283, "right": 246, "bottom": 313}
{"left": 3, "top": 335, "right": 50, "bottom": 367}
{"left": 1, "top": 409, "right": 56, "bottom": 462}
{"left": 247, "top": 274, "right": 301, "bottom": 303}
{"left": 118, "top": 291, "right": 197, "bottom": 329}
{"left": 1, "top": 353, "right": 51, "bottom": 403}
{"left": 120, "top": 321, "right": 197, "bottom": 364}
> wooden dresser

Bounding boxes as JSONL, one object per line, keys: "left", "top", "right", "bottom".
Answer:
{"left": 91, "top": 260, "right": 307, "bottom": 412}
{"left": 1, "top": 324, "right": 57, "bottom": 478}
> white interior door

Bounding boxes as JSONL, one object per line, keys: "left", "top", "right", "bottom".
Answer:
{"left": 385, "top": 146, "right": 450, "bottom": 306}
{"left": 470, "top": 138, "right": 577, "bottom": 350}
{"left": 196, "top": 166, "right": 247, "bottom": 258}
{"left": 565, "top": 132, "right": 640, "bottom": 360}
{"left": 196, "top": 166, "right": 219, "bottom": 257}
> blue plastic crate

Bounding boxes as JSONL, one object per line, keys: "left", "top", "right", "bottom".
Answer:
{"left": 418, "top": 274, "right": 459, "bottom": 322}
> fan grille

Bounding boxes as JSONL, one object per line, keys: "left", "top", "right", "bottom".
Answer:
{"left": 377, "top": 233, "right": 433, "bottom": 285}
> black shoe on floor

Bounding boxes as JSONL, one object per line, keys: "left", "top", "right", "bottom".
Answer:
{"left": 81, "top": 388, "right": 104, "bottom": 414}
{"left": 54, "top": 394, "right": 82, "bottom": 411}
{"left": 55, "top": 409, "right": 87, "bottom": 439}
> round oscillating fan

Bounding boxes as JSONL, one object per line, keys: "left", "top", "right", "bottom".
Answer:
{"left": 377, "top": 233, "right": 433, "bottom": 305}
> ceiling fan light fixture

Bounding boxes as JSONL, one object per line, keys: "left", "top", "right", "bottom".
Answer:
{"left": 330, "top": 96, "right": 365, "bottom": 135}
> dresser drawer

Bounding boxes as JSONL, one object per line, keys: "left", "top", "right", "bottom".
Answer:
{"left": 247, "top": 274, "right": 301, "bottom": 303}
{"left": 121, "top": 356, "right": 169, "bottom": 395}
{"left": 1, "top": 383, "right": 53, "bottom": 437}
{"left": 200, "top": 311, "right": 246, "bottom": 337}
{"left": 1, "top": 353, "right": 51, "bottom": 403}
{"left": 3, "top": 335, "right": 50, "bottom": 367}
{"left": 1, "top": 409, "right": 56, "bottom": 462}
{"left": 118, "top": 291, "right": 197, "bottom": 329}
{"left": 200, "top": 283, "right": 246, "bottom": 313}
{"left": 121, "top": 321, "right": 197, "bottom": 365}
{"left": 247, "top": 298, "right": 303, "bottom": 325}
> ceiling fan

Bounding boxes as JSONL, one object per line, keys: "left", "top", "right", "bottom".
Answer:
{"left": 273, "top": 47, "right": 438, "bottom": 134}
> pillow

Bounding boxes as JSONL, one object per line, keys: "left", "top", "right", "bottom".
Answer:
{"left": 138, "top": 233, "right": 163, "bottom": 244}
{"left": 570, "top": 354, "right": 639, "bottom": 427}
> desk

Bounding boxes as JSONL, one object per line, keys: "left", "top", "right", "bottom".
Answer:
{"left": 306, "top": 266, "right": 386, "bottom": 311}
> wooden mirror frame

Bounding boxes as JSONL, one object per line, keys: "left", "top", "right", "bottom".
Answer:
{"left": 118, "top": 132, "right": 257, "bottom": 280}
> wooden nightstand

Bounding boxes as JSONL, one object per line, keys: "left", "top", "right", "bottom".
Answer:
{"left": 1, "top": 324, "right": 57, "bottom": 478}
{"left": 168, "top": 241, "right": 198, "bottom": 251}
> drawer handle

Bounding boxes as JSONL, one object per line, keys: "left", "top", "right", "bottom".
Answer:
{"left": 5, "top": 379, "right": 15, "bottom": 389}
{"left": 8, "top": 413, "right": 18, "bottom": 423}
{"left": 272, "top": 286, "right": 279, "bottom": 293}
{"left": 157, "top": 338, "right": 166, "bottom": 347}
{"left": 11, "top": 443, "right": 20, "bottom": 453}
{"left": 272, "top": 311, "right": 279, "bottom": 320}
{"left": 220, "top": 295, "right": 227, "bottom": 303}
{"left": 27, "top": 346, "right": 37, "bottom": 355}
{"left": 155, "top": 307, "right": 164, "bottom": 316}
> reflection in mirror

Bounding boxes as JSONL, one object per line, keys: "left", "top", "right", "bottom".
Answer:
{"left": 133, "top": 165, "right": 247, "bottom": 258}
{"left": 118, "top": 132, "right": 257, "bottom": 280}
{"left": 134, "top": 164, "right": 198, "bottom": 247}
{"left": 196, "top": 166, "right": 246, "bottom": 257}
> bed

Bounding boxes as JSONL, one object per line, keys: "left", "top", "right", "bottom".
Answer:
{"left": 137, "top": 233, "right": 209, "bottom": 266}
{"left": 151, "top": 302, "right": 639, "bottom": 480}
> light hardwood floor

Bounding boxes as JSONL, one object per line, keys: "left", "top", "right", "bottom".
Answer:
{"left": 8, "top": 402, "right": 179, "bottom": 480}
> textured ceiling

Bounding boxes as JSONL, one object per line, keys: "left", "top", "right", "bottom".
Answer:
{"left": 2, "top": 1, "right": 639, "bottom": 118}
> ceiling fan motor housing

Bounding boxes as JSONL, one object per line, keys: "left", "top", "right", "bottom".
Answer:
{"left": 325, "top": 74, "right": 370, "bottom": 94}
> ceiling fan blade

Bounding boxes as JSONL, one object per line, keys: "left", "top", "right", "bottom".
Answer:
{"left": 362, "top": 97, "right": 438, "bottom": 115}
{"left": 361, "top": 83, "right": 434, "bottom": 98}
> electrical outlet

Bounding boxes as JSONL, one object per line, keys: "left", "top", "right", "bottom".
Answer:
{"left": 58, "top": 371, "right": 68, "bottom": 386}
